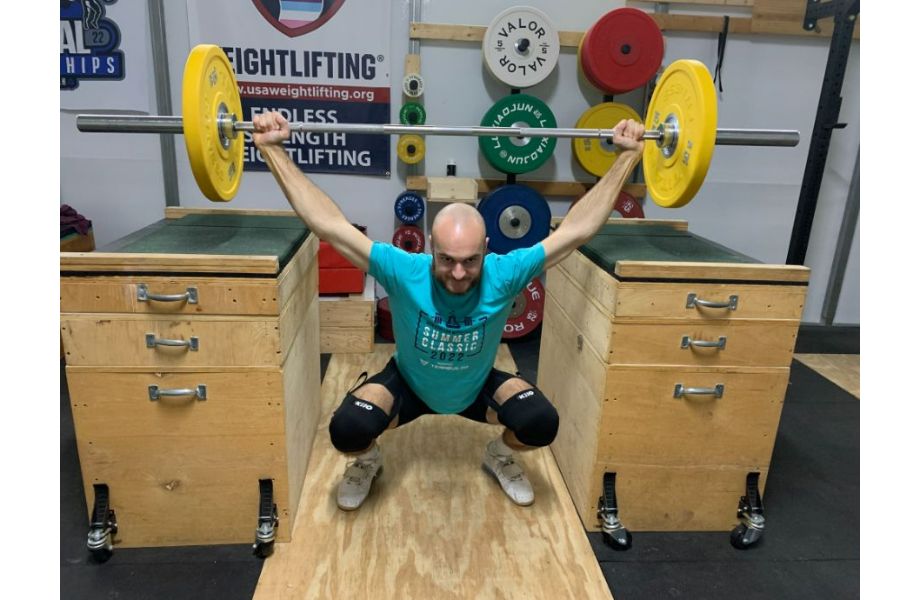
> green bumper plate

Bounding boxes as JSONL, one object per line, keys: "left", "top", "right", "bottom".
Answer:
{"left": 479, "top": 94, "right": 557, "bottom": 174}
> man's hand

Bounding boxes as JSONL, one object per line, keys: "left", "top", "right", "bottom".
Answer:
{"left": 252, "top": 111, "right": 291, "bottom": 148}
{"left": 611, "top": 118, "right": 645, "bottom": 155}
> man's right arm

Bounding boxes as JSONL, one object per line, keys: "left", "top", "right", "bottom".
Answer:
{"left": 254, "top": 112, "right": 371, "bottom": 271}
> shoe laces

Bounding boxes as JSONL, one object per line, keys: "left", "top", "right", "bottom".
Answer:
{"left": 495, "top": 454, "right": 524, "bottom": 482}
{"left": 343, "top": 459, "right": 376, "bottom": 485}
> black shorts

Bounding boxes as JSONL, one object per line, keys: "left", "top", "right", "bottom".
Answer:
{"left": 349, "top": 357, "right": 522, "bottom": 427}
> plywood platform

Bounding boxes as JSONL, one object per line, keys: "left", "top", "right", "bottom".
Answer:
{"left": 794, "top": 354, "right": 860, "bottom": 398}
{"left": 254, "top": 345, "right": 612, "bottom": 600}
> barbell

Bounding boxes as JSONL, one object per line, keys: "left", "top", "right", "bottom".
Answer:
{"left": 76, "top": 44, "right": 800, "bottom": 208}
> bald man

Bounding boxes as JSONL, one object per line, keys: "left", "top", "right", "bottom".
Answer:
{"left": 253, "top": 111, "right": 644, "bottom": 510}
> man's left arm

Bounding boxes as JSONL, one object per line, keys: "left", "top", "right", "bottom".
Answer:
{"left": 541, "top": 119, "right": 645, "bottom": 271}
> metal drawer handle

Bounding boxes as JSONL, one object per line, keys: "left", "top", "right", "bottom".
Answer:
{"left": 674, "top": 384, "right": 724, "bottom": 399}
{"left": 146, "top": 334, "right": 199, "bottom": 351}
{"left": 681, "top": 335, "right": 727, "bottom": 350}
{"left": 137, "top": 284, "right": 198, "bottom": 304}
{"left": 686, "top": 293, "right": 738, "bottom": 310}
{"left": 148, "top": 385, "right": 207, "bottom": 401}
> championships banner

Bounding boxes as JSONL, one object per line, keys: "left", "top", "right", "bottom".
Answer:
{"left": 188, "top": 0, "right": 392, "bottom": 176}
{"left": 60, "top": 0, "right": 150, "bottom": 111}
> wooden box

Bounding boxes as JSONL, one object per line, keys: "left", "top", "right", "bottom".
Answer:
{"left": 318, "top": 272, "right": 375, "bottom": 354}
{"left": 60, "top": 208, "right": 321, "bottom": 548}
{"left": 537, "top": 219, "right": 810, "bottom": 532}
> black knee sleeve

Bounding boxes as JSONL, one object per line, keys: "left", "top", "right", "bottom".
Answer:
{"left": 496, "top": 388, "right": 559, "bottom": 447}
{"left": 328, "top": 394, "right": 392, "bottom": 453}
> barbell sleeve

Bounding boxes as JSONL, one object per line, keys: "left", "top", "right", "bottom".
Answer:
{"left": 77, "top": 115, "right": 185, "bottom": 134}
{"left": 75, "top": 115, "right": 799, "bottom": 147}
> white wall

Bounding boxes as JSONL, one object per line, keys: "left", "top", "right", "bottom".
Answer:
{"left": 60, "top": 1, "right": 165, "bottom": 247}
{"left": 60, "top": 0, "right": 860, "bottom": 324}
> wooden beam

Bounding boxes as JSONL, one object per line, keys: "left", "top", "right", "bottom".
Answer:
{"left": 60, "top": 252, "right": 280, "bottom": 275}
{"left": 410, "top": 9, "right": 857, "bottom": 42}
{"left": 407, "top": 175, "right": 647, "bottom": 199}
{"left": 614, "top": 260, "right": 811, "bottom": 283}
{"left": 650, "top": 14, "right": 754, "bottom": 34}
{"left": 752, "top": 0, "right": 859, "bottom": 38}
{"left": 410, "top": 22, "right": 584, "bottom": 47}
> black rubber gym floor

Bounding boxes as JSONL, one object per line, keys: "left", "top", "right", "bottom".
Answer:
{"left": 60, "top": 335, "right": 858, "bottom": 599}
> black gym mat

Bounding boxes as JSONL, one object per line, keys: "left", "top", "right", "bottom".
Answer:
{"left": 99, "top": 214, "right": 311, "bottom": 274}
{"left": 577, "top": 223, "right": 759, "bottom": 274}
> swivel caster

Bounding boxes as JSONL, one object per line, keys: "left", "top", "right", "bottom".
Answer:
{"left": 87, "top": 483, "right": 117, "bottom": 563}
{"left": 597, "top": 472, "right": 632, "bottom": 551}
{"left": 730, "top": 472, "right": 765, "bottom": 550}
{"left": 252, "top": 479, "right": 279, "bottom": 559}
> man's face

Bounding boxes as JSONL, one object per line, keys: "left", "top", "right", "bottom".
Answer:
{"left": 431, "top": 235, "right": 487, "bottom": 295}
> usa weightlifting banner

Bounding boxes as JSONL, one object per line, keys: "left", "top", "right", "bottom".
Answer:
{"left": 188, "top": 0, "right": 392, "bottom": 176}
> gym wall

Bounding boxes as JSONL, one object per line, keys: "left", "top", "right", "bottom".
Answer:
{"left": 59, "top": 0, "right": 860, "bottom": 326}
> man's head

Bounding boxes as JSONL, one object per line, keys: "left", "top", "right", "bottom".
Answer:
{"left": 430, "top": 203, "right": 488, "bottom": 295}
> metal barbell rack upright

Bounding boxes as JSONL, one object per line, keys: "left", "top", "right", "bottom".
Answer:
{"left": 76, "top": 115, "right": 800, "bottom": 149}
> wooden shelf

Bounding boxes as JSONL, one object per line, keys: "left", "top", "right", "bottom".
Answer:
{"left": 410, "top": 22, "right": 584, "bottom": 46}
{"left": 406, "top": 176, "right": 646, "bottom": 199}
{"left": 409, "top": 0, "right": 859, "bottom": 42}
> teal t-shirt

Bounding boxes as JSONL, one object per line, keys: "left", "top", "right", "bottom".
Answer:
{"left": 368, "top": 242, "right": 545, "bottom": 414}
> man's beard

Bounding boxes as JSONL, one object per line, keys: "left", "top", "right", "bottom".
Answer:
{"left": 433, "top": 265, "right": 480, "bottom": 295}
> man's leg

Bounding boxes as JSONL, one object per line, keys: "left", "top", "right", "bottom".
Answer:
{"left": 480, "top": 373, "right": 559, "bottom": 506}
{"left": 327, "top": 364, "right": 402, "bottom": 511}
{"left": 485, "top": 377, "right": 559, "bottom": 450}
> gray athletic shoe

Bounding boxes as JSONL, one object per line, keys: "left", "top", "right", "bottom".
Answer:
{"left": 336, "top": 444, "right": 382, "bottom": 511}
{"left": 482, "top": 439, "right": 534, "bottom": 506}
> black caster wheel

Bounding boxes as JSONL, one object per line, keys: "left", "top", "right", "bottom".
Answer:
{"left": 602, "top": 529, "right": 633, "bottom": 551}
{"left": 87, "top": 483, "right": 117, "bottom": 563}
{"left": 253, "top": 479, "right": 278, "bottom": 560}
{"left": 730, "top": 523, "right": 759, "bottom": 550}
{"left": 252, "top": 540, "right": 275, "bottom": 559}
{"left": 731, "top": 472, "right": 765, "bottom": 550}
{"left": 89, "top": 544, "right": 114, "bottom": 564}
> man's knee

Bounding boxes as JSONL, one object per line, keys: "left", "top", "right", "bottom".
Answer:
{"left": 496, "top": 388, "right": 559, "bottom": 447}
{"left": 328, "top": 394, "right": 392, "bottom": 453}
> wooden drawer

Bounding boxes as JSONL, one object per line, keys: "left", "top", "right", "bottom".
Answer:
{"left": 60, "top": 276, "right": 285, "bottom": 316}
{"left": 554, "top": 251, "right": 807, "bottom": 322}
{"left": 61, "top": 314, "right": 282, "bottom": 367}
{"left": 59, "top": 234, "right": 318, "bottom": 317}
{"left": 67, "top": 368, "right": 292, "bottom": 546}
{"left": 598, "top": 366, "right": 789, "bottom": 468}
{"left": 67, "top": 369, "right": 286, "bottom": 436}
{"left": 609, "top": 320, "right": 800, "bottom": 367}
{"left": 613, "top": 281, "right": 808, "bottom": 321}
{"left": 546, "top": 264, "right": 806, "bottom": 364}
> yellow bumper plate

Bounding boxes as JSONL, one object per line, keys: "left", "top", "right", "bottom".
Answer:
{"left": 182, "top": 44, "right": 244, "bottom": 202}
{"left": 573, "top": 102, "right": 643, "bottom": 178}
{"left": 643, "top": 59, "right": 717, "bottom": 208}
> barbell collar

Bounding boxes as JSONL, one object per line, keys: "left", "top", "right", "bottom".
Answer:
{"left": 75, "top": 115, "right": 799, "bottom": 147}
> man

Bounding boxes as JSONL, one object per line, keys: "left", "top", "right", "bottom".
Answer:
{"left": 252, "top": 112, "right": 644, "bottom": 510}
